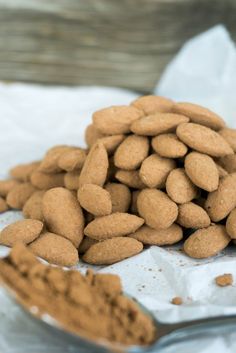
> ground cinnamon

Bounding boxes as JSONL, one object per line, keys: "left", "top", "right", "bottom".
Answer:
{"left": 0, "top": 244, "right": 156, "bottom": 347}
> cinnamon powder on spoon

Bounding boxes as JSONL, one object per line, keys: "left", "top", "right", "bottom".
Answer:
{"left": 0, "top": 244, "right": 156, "bottom": 347}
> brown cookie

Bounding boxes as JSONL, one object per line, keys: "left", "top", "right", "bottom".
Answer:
{"left": 115, "top": 170, "right": 146, "bottom": 189}
{"left": 82, "top": 237, "right": 143, "bottom": 265}
{"left": 131, "top": 95, "right": 173, "bottom": 114}
{"left": 185, "top": 152, "right": 219, "bottom": 192}
{"left": 226, "top": 208, "right": 236, "bottom": 239}
{"left": 6, "top": 182, "right": 36, "bottom": 209}
{"left": 78, "top": 184, "right": 112, "bottom": 216}
{"left": 205, "top": 174, "right": 236, "bottom": 222}
{"left": 183, "top": 225, "right": 230, "bottom": 259}
{"left": 93, "top": 105, "right": 143, "bottom": 135}
{"left": 166, "top": 168, "right": 199, "bottom": 204}
{"left": 0, "top": 219, "right": 43, "bottom": 246}
{"left": 172, "top": 102, "right": 225, "bottom": 130}
{"left": 23, "top": 191, "right": 45, "bottom": 221}
{"left": 176, "top": 123, "right": 233, "bottom": 157}
{"left": 10, "top": 161, "right": 40, "bottom": 182}
{"left": 152, "top": 133, "right": 188, "bottom": 158}
{"left": 79, "top": 142, "right": 109, "bottom": 187}
{"left": 30, "top": 232, "right": 79, "bottom": 266}
{"left": 140, "top": 154, "right": 176, "bottom": 188}
{"left": 31, "top": 170, "right": 65, "bottom": 189}
{"left": 0, "top": 179, "right": 21, "bottom": 198}
{"left": 219, "top": 128, "right": 236, "bottom": 152}
{"left": 104, "top": 183, "right": 131, "bottom": 213}
{"left": 130, "top": 224, "right": 183, "bottom": 245}
{"left": 64, "top": 171, "right": 80, "bottom": 190}
{"left": 131, "top": 113, "right": 189, "bottom": 136}
{"left": 58, "top": 148, "right": 87, "bottom": 172}
{"left": 137, "top": 189, "right": 178, "bottom": 229}
{"left": 177, "top": 202, "right": 211, "bottom": 229}
{"left": 42, "top": 187, "right": 84, "bottom": 247}
{"left": 84, "top": 212, "right": 144, "bottom": 240}
{"left": 114, "top": 135, "right": 149, "bottom": 170}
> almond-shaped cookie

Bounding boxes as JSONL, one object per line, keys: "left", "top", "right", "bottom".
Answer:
{"left": 166, "top": 168, "right": 199, "bottom": 204}
{"left": 137, "top": 189, "right": 178, "bottom": 229}
{"left": 205, "top": 174, "right": 236, "bottom": 222}
{"left": 42, "top": 187, "right": 84, "bottom": 247}
{"left": 185, "top": 152, "right": 219, "bottom": 192}
{"left": 218, "top": 154, "right": 236, "bottom": 173}
{"left": 183, "top": 225, "right": 230, "bottom": 259}
{"left": 10, "top": 161, "right": 40, "bottom": 182}
{"left": 23, "top": 191, "right": 45, "bottom": 221}
{"left": 58, "top": 148, "right": 87, "bottom": 172}
{"left": 0, "top": 219, "right": 43, "bottom": 246}
{"left": 152, "top": 133, "right": 188, "bottom": 158}
{"left": 84, "top": 212, "right": 144, "bottom": 240}
{"left": 64, "top": 171, "right": 80, "bottom": 190}
{"left": 131, "top": 113, "right": 189, "bottom": 136}
{"left": 82, "top": 237, "right": 143, "bottom": 265}
{"left": 104, "top": 183, "right": 131, "bottom": 213}
{"left": 85, "top": 124, "right": 105, "bottom": 147}
{"left": 130, "top": 224, "right": 183, "bottom": 245}
{"left": 114, "top": 135, "right": 149, "bottom": 170}
{"left": 219, "top": 128, "right": 236, "bottom": 152}
{"left": 6, "top": 182, "right": 36, "bottom": 209}
{"left": 176, "top": 123, "right": 233, "bottom": 157}
{"left": 31, "top": 171, "right": 65, "bottom": 189}
{"left": 131, "top": 95, "right": 173, "bottom": 114}
{"left": 0, "top": 197, "right": 8, "bottom": 213}
{"left": 172, "top": 102, "right": 225, "bottom": 130}
{"left": 30, "top": 232, "right": 79, "bottom": 266}
{"left": 140, "top": 154, "right": 176, "bottom": 188}
{"left": 226, "top": 208, "right": 236, "bottom": 239}
{"left": 115, "top": 170, "right": 146, "bottom": 189}
{"left": 79, "top": 142, "right": 108, "bottom": 187}
{"left": 93, "top": 105, "right": 143, "bottom": 135}
{"left": 177, "top": 202, "right": 211, "bottom": 229}
{"left": 78, "top": 184, "right": 112, "bottom": 216}
{"left": 0, "top": 179, "right": 20, "bottom": 197}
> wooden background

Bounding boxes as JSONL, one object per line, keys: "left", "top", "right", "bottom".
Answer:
{"left": 0, "top": 0, "right": 235, "bottom": 92}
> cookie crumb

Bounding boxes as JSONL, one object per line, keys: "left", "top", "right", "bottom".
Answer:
{"left": 171, "top": 296, "right": 183, "bottom": 305}
{"left": 215, "top": 273, "right": 233, "bottom": 287}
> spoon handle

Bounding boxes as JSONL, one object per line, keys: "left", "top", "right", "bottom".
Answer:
{"left": 148, "top": 315, "right": 236, "bottom": 351}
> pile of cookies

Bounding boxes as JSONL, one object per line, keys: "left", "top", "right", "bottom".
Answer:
{"left": 0, "top": 95, "right": 236, "bottom": 266}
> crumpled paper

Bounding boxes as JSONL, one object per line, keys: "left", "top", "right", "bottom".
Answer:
{"left": 0, "top": 25, "right": 236, "bottom": 353}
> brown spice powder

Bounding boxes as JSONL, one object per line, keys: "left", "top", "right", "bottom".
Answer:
{"left": 0, "top": 244, "right": 156, "bottom": 347}
{"left": 215, "top": 273, "right": 233, "bottom": 287}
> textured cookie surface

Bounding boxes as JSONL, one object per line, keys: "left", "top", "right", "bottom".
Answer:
{"left": 140, "top": 154, "right": 176, "bottom": 188}
{"left": 0, "top": 219, "right": 43, "bottom": 246}
{"left": 114, "top": 135, "right": 149, "bottom": 170}
{"left": 78, "top": 184, "right": 112, "bottom": 216}
{"left": 152, "top": 133, "right": 188, "bottom": 158}
{"left": 166, "top": 168, "right": 199, "bottom": 204}
{"left": 172, "top": 102, "right": 225, "bottom": 130}
{"left": 84, "top": 212, "right": 144, "bottom": 240}
{"left": 177, "top": 123, "right": 233, "bottom": 157}
{"left": 130, "top": 224, "right": 183, "bottom": 245}
{"left": 185, "top": 152, "right": 219, "bottom": 192}
{"left": 42, "top": 187, "right": 84, "bottom": 247}
{"left": 137, "top": 189, "right": 178, "bottom": 229}
{"left": 30, "top": 232, "right": 79, "bottom": 266}
{"left": 131, "top": 113, "right": 189, "bottom": 136}
{"left": 93, "top": 105, "right": 143, "bottom": 135}
{"left": 184, "top": 225, "right": 230, "bottom": 259}
{"left": 82, "top": 237, "right": 143, "bottom": 265}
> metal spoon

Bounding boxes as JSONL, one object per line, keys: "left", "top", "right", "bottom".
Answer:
{"left": 2, "top": 280, "right": 236, "bottom": 353}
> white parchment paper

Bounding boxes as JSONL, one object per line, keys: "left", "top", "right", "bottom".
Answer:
{"left": 0, "top": 25, "right": 236, "bottom": 353}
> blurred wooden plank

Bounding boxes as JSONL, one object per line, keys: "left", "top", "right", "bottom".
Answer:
{"left": 0, "top": 0, "right": 235, "bottom": 92}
